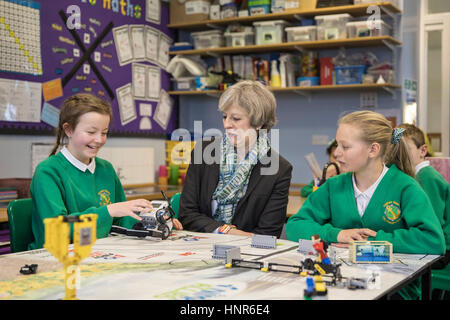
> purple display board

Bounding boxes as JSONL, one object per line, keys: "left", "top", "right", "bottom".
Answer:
{"left": 0, "top": 0, "right": 176, "bottom": 137}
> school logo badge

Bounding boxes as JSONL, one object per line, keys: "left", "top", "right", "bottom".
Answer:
{"left": 98, "top": 189, "right": 111, "bottom": 206}
{"left": 383, "top": 201, "right": 402, "bottom": 224}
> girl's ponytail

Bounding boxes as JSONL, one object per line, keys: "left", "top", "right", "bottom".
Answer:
{"left": 385, "top": 129, "right": 415, "bottom": 178}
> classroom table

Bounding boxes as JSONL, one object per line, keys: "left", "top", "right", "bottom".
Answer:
{"left": 0, "top": 231, "right": 441, "bottom": 301}
{"left": 0, "top": 184, "right": 305, "bottom": 224}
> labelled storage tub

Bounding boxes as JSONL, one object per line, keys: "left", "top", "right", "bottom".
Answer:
{"left": 253, "top": 20, "right": 289, "bottom": 45}
{"left": 191, "top": 30, "right": 224, "bottom": 49}
{"left": 334, "top": 65, "right": 366, "bottom": 85}
{"left": 297, "top": 76, "right": 320, "bottom": 87}
{"left": 224, "top": 29, "right": 255, "bottom": 47}
{"left": 346, "top": 20, "right": 391, "bottom": 38}
{"left": 315, "top": 13, "right": 351, "bottom": 40}
{"left": 173, "top": 77, "right": 196, "bottom": 91}
{"left": 285, "top": 26, "right": 317, "bottom": 42}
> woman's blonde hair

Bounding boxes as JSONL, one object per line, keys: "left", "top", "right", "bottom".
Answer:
{"left": 218, "top": 80, "right": 277, "bottom": 131}
{"left": 50, "top": 93, "right": 112, "bottom": 156}
{"left": 339, "top": 110, "right": 415, "bottom": 177}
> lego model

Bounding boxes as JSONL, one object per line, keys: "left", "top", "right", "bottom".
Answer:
{"left": 251, "top": 234, "right": 277, "bottom": 249}
{"left": 349, "top": 241, "right": 393, "bottom": 264}
{"left": 44, "top": 213, "right": 97, "bottom": 300}
{"left": 20, "top": 264, "right": 38, "bottom": 275}
{"left": 110, "top": 190, "right": 176, "bottom": 240}
{"left": 304, "top": 276, "right": 328, "bottom": 300}
{"left": 346, "top": 277, "right": 368, "bottom": 290}
{"left": 298, "top": 239, "right": 315, "bottom": 255}
{"left": 311, "top": 235, "right": 331, "bottom": 264}
{"left": 213, "top": 244, "right": 241, "bottom": 264}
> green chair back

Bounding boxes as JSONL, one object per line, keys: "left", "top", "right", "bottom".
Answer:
{"left": 432, "top": 263, "right": 450, "bottom": 299}
{"left": 170, "top": 192, "right": 181, "bottom": 219}
{"left": 7, "top": 198, "right": 34, "bottom": 253}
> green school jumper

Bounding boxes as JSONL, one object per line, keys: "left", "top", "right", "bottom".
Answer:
{"left": 29, "top": 152, "right": 138, "bottom": 250}
{"left": 300, "top": 180, "right": 314, "bottom": 198}
{"left": 286, "top": 165, "right": 445, "bottom": 255}
{"left": 416, "top": 165, "right": 450, "bottom": 251}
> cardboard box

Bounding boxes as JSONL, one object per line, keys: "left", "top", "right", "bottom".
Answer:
{"left": 170, "top": 0, "right": 212, "bottom": 25}
{"left": 285, "top": 0, "right": 317, "bottom": 11}
{"left": 320, "top": 57, "right": 334, "bottom": 85}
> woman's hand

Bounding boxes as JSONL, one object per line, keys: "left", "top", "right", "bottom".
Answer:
{"left": 172, "top": 218, "right": 183, "bottom": 230}
{"left": 337, "top": 228, "right": 377, "bottom": 244}
{"left": 107, "top": 199, "right": 153, "bottom": 221}
{"left": 228, "top": 228, "right": 253, "bottom": 237}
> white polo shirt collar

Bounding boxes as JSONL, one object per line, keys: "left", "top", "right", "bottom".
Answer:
{"left": 60, "top": 146, "right": 96, "bottom": 174}
{"left": 352, "top": 164, "right": 389, "bottom": 217}
{"left": 415, "top": 160, "right": 430, "bottom": 175}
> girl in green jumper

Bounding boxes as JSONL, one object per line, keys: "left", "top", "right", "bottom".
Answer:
{"left": 287, "top": 111, "right": 445, "bottom": 255}
{"left": 399, "top": 123, "right": 449, "bottom": 268}
{"left": 29, "top": 94, "right": 182, "bottom": 250}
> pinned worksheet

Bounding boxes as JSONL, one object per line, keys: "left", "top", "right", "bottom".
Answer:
{"left": 158, "top": 33, "right": 171, "bottom": 69}
{"left": 116, "top": 83, "right": 137, "bottom": 126}
{"left": 113, "top": 25, "right": 133, "bottom": 66}
{"left": 146, "top": 65, "right": 161, "bottom": 101}
{"left": 146, "top": 0, "right": 161, "bottom": 24}
{"left": 0, "top": 78, "right": 41, "bottom": 122}
{"left": 132, "top": 63, "right": 147, "bottom": 99}
{"left": 154, "top": 89, "right": 172, "bottom": 130}
{"left": 130, "top": 25, "right": 146, "bottom": 62}
{"left": 145, "top": 25, "right": 159, "bottom": 64}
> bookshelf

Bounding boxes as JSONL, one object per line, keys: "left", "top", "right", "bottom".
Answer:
{"left": 168, "top": 2, "right": 403, "bottom": 97}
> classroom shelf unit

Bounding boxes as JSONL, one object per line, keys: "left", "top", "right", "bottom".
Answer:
{"left": 169, "top": 83, "right": 401, "bottom": 98}
{"left": 167, "top": 2, "right": 401, "bottom": 30}
{"left": 169, "top": 36, "right": 401, "bottom": 56}
{"left": 167, "top": 1, "right": 403, "bottom": 98}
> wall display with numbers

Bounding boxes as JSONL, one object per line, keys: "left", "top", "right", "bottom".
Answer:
{"left": 0, "top": 0, "right": 176, "bottom": 137}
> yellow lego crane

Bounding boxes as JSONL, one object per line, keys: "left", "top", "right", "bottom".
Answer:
{"left": 44, "top": 214, "right": 97, "bottom": 300}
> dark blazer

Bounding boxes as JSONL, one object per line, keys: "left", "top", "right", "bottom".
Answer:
{"left": 179, "top": 138, "right": 293, "bottom": 238}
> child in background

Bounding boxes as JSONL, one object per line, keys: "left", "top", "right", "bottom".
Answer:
{"left": 398, "top": 123, "right": 449, "bottom": 268}
{"left": 301, "top": 139, "right": 340, "bottom": 198}
{"left": 29, "top": 94, "right": 182, "bottom": 250}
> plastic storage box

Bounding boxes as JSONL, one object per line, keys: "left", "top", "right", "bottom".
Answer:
{"left": 191, "top": 30, "right": 224, "bottom": 49}
{"left": 173, "top": 77, "right": 196, "bottom": 91}
{"left": 354, "top": 0, "right": 398, "bottom": 5}
{"left": 285, "top": 26, "right": 317, "bottom": 42}
{"left": 248, "top": 0, "right": 271, "bottom": 15}
{"left": 334, "top": 65, "right": 366, "bottom": 85}
{"left": 346, "top": 20, "right": 391, "bottom": 38}
{"left": 315, "top": 13, "right": 351, "bottom": 40}
{"left": 253, "top": 20, "right": 289, "bottom": 45}
{"left": 297, "top": 76, "right": 320, "bottom": 86}
{"left": 224, "top": 29, "right": 255, "bottom": 47}
{"left": 368, "top": 69, "right": 395, "bottom": 83}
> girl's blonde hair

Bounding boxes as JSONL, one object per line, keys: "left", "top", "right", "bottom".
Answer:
{"left": 218, "top": 80, "right": 277, "bottom": 131}
{"left": 339, "top": 110, "right": 415, "bottom": 178}
{"left": 50, "top": 93, "right": 112, "bottom": 156}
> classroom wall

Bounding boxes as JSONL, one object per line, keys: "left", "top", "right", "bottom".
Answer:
{"left": 178, "top": 1, "right": 421, "bottom": 183}
{"left": 1, "top": 0, "right": 421, "bottom": 184}
{"left": 0, "top": 135, "right": 166, "bottom": 180}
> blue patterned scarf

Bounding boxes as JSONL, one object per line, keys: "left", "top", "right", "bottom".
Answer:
{"left": 212, "top": 131, "right": 271, "bottom": 224}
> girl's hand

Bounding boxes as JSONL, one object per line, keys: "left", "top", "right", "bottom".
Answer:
{"left": 172, "top": 218, "right": 183, "bottom": 230}
{"left": 337, "top": 228, "right": 377, "bottom": 244}
{"left": 107, "top": 199, "right": 153, "bottom": 221}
